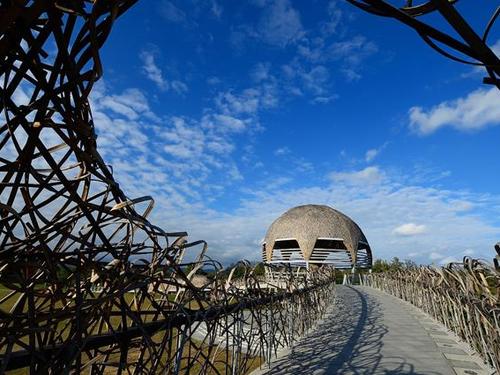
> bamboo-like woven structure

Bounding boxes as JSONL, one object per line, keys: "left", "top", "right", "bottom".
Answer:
{"left": 347, "top": 0, "right": 500, "bottom": 88}
{"left": 0, "top": 1, "right": 336, "bottom": 373}
{"left": 345, "top": 3, "right": 500, "bottom": 369}
{"left": 363, "top": 251, "right": 500, "bottom": 372}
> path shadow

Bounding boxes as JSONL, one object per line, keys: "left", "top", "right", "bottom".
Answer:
{"left": 262, "top": 286, "right": 443, "bottom": 375}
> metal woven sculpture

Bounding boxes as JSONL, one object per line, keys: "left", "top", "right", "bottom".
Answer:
{"left": 0, "top": 1, "right": 336, "bottom": 374}
{"left": 363, "top": 249, "right": 500, "bottom": 372}
{"left": 347, "top": 0, "right": 500, "bottom": 88}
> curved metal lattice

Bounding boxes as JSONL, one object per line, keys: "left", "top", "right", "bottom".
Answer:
{"left": 363, "top": 249, "right": 500, "bottom": 372}
{"left": 0, "top": 1, "right": 336, "bottom": 374}
{"left": 347, "top": 0, "right": 500, "bottom": 88}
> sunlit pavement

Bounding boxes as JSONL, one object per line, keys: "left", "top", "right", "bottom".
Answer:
{"left": 253, "top": 286, "right": 493, "bottom": 375}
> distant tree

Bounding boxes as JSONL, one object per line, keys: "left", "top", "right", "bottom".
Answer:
{"left": 225, "top": 263, "right": 246, "bottom": 279}
{"left": 252, "top": 262, "right": 265, "bottom": 277}
{"left": 403, "top": 259, "right": 417, "bottom": 270}
{"left": 197, "top": 268, "right": 208, "bottom": 276}
{"left": 372, "top": 257, "right": 418, "bottom": 273}
{"left": 184, "top": 263, "right": 195, "bottom": 275}
{"left": 56, "top": 265, "right": 73, "bottom": 282}
{"left": 372, "top": 259, "right": 390, "bottom": 273}
{"left": 390, "top": 257, "right": 403, "bottom": 271}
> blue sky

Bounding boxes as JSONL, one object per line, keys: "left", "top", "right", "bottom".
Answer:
{"left": 91, "top": 0, "right": 500, "bottom": 265}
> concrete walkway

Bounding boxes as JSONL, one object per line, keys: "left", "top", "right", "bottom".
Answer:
{"left": 253, "top": 286, "right": 493, "bottom": 375}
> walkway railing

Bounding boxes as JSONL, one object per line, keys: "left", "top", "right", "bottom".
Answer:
{"left": 362, "top": 255, "right": 500, "bottom": 372}
{"left": 0, "top": 259, "right": 335, "bottom": 374}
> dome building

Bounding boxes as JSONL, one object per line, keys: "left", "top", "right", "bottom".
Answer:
{"left": 262, "top": 205, "right": 372, "bottom": 269}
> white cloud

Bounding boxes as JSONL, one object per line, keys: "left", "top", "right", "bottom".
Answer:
{"left": 393, "top": 223, "right": 427, "bottom": 236}
{"left": 301, "top": 65, "right": 330, "bottom": 95}
{"left": 171, "top": 80, "right": 188, "bottom": 94}
{"left": 89, "top": 81, "right": 254, "bottom": 211}
{"left": 202, "top": 114, "right": 247, "bottom": 133}
{"left": 87, "top": 88, "right": 500, "bottom": 264}
{"left": 321, "top": 0, "right": 343, "bottom": 36}
{"left": 277, "top": 30, "right": 377, "bottom": 102}
{"left": 88, "top": 72, "right": 287, "bottom": 220}
{"left": 216, "top": 90, "right": 259, "bottom": 115}
{"left": 211, "top": 0, "right": 222, "bottom": 18}
{"left": 365, "top": 143, "right": 387, "bottom": 163}
{"left": 490, "top": 39, "right": 500, "bottom": 56}
{"left": 251, "top": 62, "right": 272, "bottom": 82}
{"left": 365, "top": 149, "right": 378, "bottom": 163}
{"left": 341, "top": 68, "right": 362, "bottom": 82}
{"left": 429, "top": 252, "right": 443, "bottom": 261}
{"left": 12, "top": 84, "right": 31, "bottom": 106}
{"left": 140, "top": 50, "right": 168, "bottom": 91}
{"left": 215, "top": 85, "right": 277, "bottom": 116}
{"left": 439, "top": 256, "right": 459, "bottom": 265}
{"left": 330, "top": 166, "right": 384, "bottom": 185}
{"left": 227, "top": 5, "right": 377, "bottom": 106}
{"left": 164, "top": 168, "right": 500, "bottom": 264}
{"left": 266, "top": 176, "right": 292, "bottom": 190}
{"left": 426, "top": 248, "right": 476, "bottom": 264}
{"left": 297, "top": 35, "right": 377, "bottom": 81}
{"left": 312, "top": 95, "right": 338, "bottom": 104}
{"left": 88, "top": 84, "right": 500, "bottom": 266}
{"left": 274, "top": 147, "right": 291, "bottom": 156}
{"left": 258, "top": 0, "right": 303, "bottom": 47}
{"left": 449, "top": 200, "right": 473, "bottom": 212}
{"left": 327, "top": 36, "right": 378, "bottom": 65}
{"left": 162, "top": 117, "right": 205, "bottom": 159}
{"left": 159, "top": 1, "right": 186, "bottom": 24}
{"left": 207, "top": 76, "right": 221, "bottom": 85}
{"left": 228, "top": 165, "right": 243, "bottom": 181}
{"left": 98, "top": 88, "right": 151, "bottom": 120}
{"left": 139, "top": 49, "right": 188, "bottom": 94}
{"left": 281, "top": 61, "right": 332, "bottom": 101}
{"left": 409, "top": 87, "right": 500, "bottom": 135}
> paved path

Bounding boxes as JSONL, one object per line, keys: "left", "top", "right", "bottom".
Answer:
{"left": 253, "top": 286, "right": 492, "bottom": 375}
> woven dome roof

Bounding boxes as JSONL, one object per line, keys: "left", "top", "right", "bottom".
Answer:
{"left": 264, "top": 204, "right": 369, "bottom": 262}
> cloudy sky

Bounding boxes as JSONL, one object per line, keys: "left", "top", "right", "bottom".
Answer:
{"left": 93, "top": 0, "right": 500, "bottom": 265}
